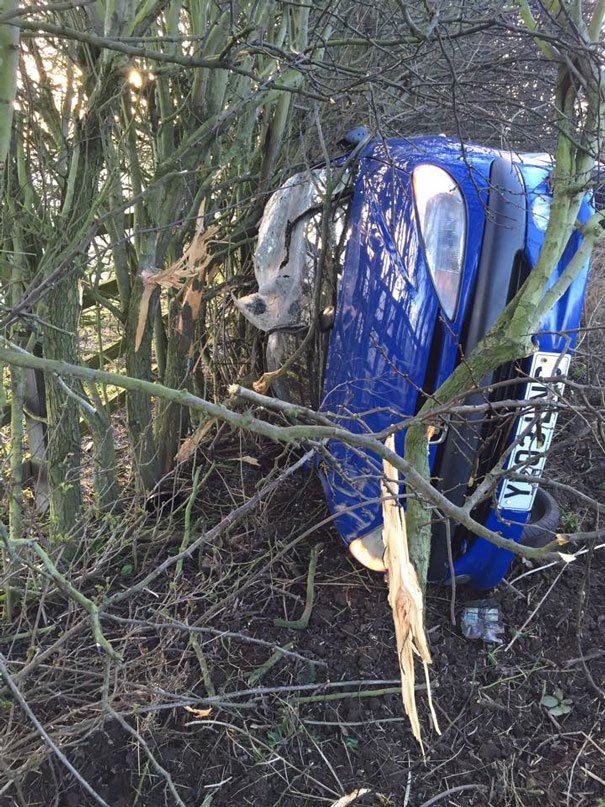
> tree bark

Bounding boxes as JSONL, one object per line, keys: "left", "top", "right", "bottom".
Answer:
{"left": 0, "top": 0, "right": 19, "bottom": 175}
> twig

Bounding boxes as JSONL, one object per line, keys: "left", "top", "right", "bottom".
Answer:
{"left": 107, "top": 450, "right": 316, "bottom": 605}
{"left": 564, "top": 649, "right": 605, "bottom": 665}
{"left": 274, "top": 544, "right": 322, "bottom": 629}
{"left": 247, "top": 643, "right": 294, "bottom": 685}
{"left": 189, "top": 632, "right": 216, "bottom": 697}
{"left": 7, "top": 539, "right": 120, "bottom": 659}
{"left": 303, "top": 717, "right": 410, "bottom": 727}
{"left": 418, "top": 784, "right": 488, "bottom": 806}
{"left": 574, "top": 537, "right": 605, "bottom": 699}
{"left": 0, "top": 652, "right": 111, "bottom": 807}
{"left": 0, "top": 0, "right": 95, "bottom": 23}
{"left": 101, "top": 614, "right": 326, "bottom": 667}
{"left": 168, "top": 679, "right": 412, "bottom": 706}
{"left": 0, "top": 625, "right": 56, "bottom": 645}
{"left": 293, "top": 686, "right": 426, "bottom": 705}
{"left": 174, "top": 462, "right": 215, "bottom": 581}
{"left": 101, "top": 661, "right": 187, "bottom": 807}
{"left": 10, "top": 620, "right": 86, "bottom": 686}
{"left": 181, "top": 719, "right": 342, "bottom": 799}
{"left": 509, "top": 542, "right": 605, "bottom": 585}
{"left": 505, "top": 564, "right": 568, "bottom": 652}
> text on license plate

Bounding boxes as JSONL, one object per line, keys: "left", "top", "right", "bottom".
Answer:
{"left": 497, "top": 351, "right": 570, "bottom": 513}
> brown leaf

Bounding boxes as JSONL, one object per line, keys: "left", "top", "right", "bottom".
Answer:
{"left": 239, "top": 455, "right": 260, "bottom": 467}
{"left": 174, "top": 419, "right": 217, "bottom": 463}
{"left": 184, "top": 706, "right": 212, "bottom": 719}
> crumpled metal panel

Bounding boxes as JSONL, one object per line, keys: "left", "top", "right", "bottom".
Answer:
{"left": 236, "top": 168, "right": 348, "bottom": 332}
{"left": 236, "top": 170, "right": 324, "bottom": 331}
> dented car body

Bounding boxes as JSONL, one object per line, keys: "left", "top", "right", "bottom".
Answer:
{"left": 237, "top": 135, "right": 593, "bottom": 589}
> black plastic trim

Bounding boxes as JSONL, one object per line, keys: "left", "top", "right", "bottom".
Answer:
{"left": 428, "top": 157, "right": 527, "bottom": 582}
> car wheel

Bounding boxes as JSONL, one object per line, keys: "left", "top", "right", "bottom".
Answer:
{"left": 520, "top": 488, "right": 560, "bottom": 548}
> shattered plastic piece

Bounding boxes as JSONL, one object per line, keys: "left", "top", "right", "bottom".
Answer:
{"left": 460, "top": 600, "right": 504, "bottom": 643}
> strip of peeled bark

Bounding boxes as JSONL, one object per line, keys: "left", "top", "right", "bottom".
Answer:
{"left": 382, "top": 435, "right": 439, "bottom": 749}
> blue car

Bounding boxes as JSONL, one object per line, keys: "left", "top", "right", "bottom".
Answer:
{"left": 237, "top": 134, "right": 593, "bottom": 589}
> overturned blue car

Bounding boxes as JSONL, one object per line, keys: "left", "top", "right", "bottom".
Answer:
{"left": 237, "top": 134, "right": 593, "bottom": 590}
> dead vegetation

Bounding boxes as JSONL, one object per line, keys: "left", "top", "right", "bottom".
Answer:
{"left": 0, "top": 431, "right": 603, "bottom": 806}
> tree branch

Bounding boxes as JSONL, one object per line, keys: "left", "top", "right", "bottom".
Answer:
{"left": 0, "top": 340, "right": 579, "bottom": 563}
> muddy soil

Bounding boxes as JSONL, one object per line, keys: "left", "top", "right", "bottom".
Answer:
{"left": 3, "top": 458, "right": 602, "bottom": 807}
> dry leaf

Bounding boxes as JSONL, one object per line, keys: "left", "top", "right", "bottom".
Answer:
{"left": 252, "top": 369, "right": 282, "bottom": 395}
{"left": 135, "top": 212, "right": 219, "bottom": 353}
{"left": 184, "top": 706, "right": 212, "bottom": 719}
{"left": 175, "top": 419, "right": 217, "bottom": 463}
{"left": 239, "top": 455, "right": 260, "bottom": 467}
{"left": 330, "top": 789, "right": 371, "bottom": 807}
{"left": 381, "top": 435, "right": 440, "bottom": 751}
{"left": 225, "top": 455, "right": 260, "bottom": 466}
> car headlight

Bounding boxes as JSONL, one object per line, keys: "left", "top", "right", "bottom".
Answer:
{"left": 412, "top": 164, "right": 466, "bottom": 319}
{"left": 531, "top": 193, "right": 551, "bottom": 232}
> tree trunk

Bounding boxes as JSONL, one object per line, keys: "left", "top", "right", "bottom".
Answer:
{"left": 125, "top": 276, "right": 162, "bottom": 491}
{"left": 43, "top": 280, "right": 83, "bottom": 539}
{"left": 155, "top": 298, "right": 191, "bottom": 473}
{"left": 0, "top": 0, "right": 19, "bottom": 175}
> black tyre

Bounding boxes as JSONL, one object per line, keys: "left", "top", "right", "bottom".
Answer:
{"left": 520, "top": 487, "right": 560, "bottom": 548}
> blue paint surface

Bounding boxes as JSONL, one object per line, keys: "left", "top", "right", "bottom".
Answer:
{"left": 318, "top": 136, "right": 593, "bottom": 589}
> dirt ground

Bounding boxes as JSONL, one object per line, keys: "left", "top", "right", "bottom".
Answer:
{"left": 1, "top": 448, "right": 603, "bottom": 807}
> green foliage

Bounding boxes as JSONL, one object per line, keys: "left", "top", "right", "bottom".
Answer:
{"left": 560, "top": 511, "right": 581, "bottom": 532}
{"left": 265, "top": 728, "right": 286, "bottom": 748}
{"left": 541, "top": 689, "right": 573, "bottom": 717}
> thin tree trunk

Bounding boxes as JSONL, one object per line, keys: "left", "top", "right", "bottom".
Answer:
{"left": 0, "top": 0, "right": 19, "bottom": 176}
{"left": 125, "top": 276, "right": 162, "bottom": 490}
{"left": 43, "top": 280, "right": 83, "bottom": 539}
